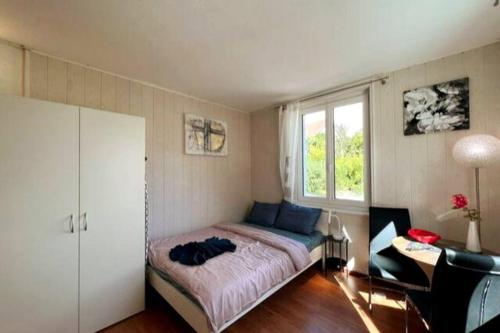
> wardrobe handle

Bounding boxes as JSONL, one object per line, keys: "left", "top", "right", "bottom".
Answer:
{"left": 83, "top": 212, "right": 88, "bottom": 231}
{"left": 69, "top": 214, "right": 74, "bottom": 233}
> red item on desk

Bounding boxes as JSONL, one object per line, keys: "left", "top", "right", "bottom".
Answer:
{"left": 408, "top": 228, "right": 441, "bottom": 244}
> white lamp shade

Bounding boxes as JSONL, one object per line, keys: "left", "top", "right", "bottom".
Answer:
{"left": 452, "top": 134, "right": 500, "bottom": 168}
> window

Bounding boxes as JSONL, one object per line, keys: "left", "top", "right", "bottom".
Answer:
{"left": 303, "top": 110, "right": 326, "bottom": 198}
{"left": 298, "top": 89, "right": 370, "bottom": 211}
{"left": 334, "top": 102, "right": 365, "bottom": 201}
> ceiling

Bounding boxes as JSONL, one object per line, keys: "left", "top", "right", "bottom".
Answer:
{"left": 0, "top": 0, "right": 499, "bottom": 111}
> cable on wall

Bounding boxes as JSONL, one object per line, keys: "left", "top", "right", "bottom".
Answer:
{"left": 145, "top": 178, "right": 150, "bottom": 264}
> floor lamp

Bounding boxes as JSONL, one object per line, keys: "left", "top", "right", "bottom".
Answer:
{"left": 452, "top": 134, "right": 500, "bottom": 252}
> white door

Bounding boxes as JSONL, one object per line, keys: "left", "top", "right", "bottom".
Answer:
{"left": 79, "top": 107, "right": 145, "bottom": 333}
{"left": 0, "top": 95, "right": 79, "bottom": 333}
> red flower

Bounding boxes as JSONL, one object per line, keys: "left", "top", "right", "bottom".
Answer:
{"left": 452, "top": 194, "right": 468, "bottom": 209}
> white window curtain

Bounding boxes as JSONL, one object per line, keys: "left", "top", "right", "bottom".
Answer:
{"left": 279, "top": 102, "right": 300, "bottom": 202}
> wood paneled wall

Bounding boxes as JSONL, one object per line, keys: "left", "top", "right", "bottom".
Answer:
{"left": 371, "top": 42, "right": 500, "bottom": 253}
{"left": 250, "top": 108, "right": 283, "bottom": 203}
{"left": 251, "top": 42, "right": 500, "bottom": 273}
{"left": 0, "top": 43, "right": 22, "bottom": 96}
{"left": 28, "top": 51, "right": 252, "bottom": 240}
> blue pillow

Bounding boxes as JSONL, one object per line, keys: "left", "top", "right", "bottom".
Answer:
{"left": 246, "top": 201, "right": 281, "bottom": 227}
{"left": 275, "top": 200, "right": 322, "bottom": 235}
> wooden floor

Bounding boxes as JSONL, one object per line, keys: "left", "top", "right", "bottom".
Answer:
{"left": 101, "top": 264, "right": 428, "bottom": 333}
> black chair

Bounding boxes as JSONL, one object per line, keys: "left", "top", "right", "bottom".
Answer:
{"left": 405, "top": 248, "right": 500, "bottom": 333}
{"left": 369, "top": 207, "right": 430, "bottom": 312}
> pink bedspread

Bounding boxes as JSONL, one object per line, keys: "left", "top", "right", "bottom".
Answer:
{"left": 149, "top": 223, "right": 311, "bottom": 332}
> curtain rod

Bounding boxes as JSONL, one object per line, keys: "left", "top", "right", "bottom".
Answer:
{"left": 276, "top": 75, "right": 389, "bottom": 108}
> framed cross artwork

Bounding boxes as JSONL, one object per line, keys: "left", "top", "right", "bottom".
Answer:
{"left": 184, "top": 113, "right": 228, "bottom": 156}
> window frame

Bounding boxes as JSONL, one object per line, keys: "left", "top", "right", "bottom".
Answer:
{"left": 297, "top": 87, "right": 371, "bottom": 213}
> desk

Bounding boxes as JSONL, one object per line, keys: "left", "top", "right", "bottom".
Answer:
{"left": 392, "top": 236, "right": 498, "bottom": 279}
{"left": 392, "top": 236, "right": 440, "bottom": 266}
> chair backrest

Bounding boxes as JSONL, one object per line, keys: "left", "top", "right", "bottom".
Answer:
{"left": 431, "top": 248, "right": 500, "bottom": 333}
{"left": 369, "top": 206, "right": 411, "bottom": 254}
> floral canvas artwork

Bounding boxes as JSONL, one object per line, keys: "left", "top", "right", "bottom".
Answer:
{"left": 185, "top": 114, "right": 227, "bottom": 156}
{"left": 403, "top": 78, "right": 469, "bottom": 136}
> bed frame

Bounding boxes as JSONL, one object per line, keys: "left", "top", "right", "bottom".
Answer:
{"left": 147, "top": 215, "right": 330, "bottom": 333}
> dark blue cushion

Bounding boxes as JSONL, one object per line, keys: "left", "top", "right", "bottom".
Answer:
{"left": 245, "top": 201, "right": 280, "bottom": 227}
{"left": 274, "top": 200, "right": 322, "bottom": 235}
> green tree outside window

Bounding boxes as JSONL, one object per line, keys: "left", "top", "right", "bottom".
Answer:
{"left": 304, "top": 124, "right": 363, "bottom": 199}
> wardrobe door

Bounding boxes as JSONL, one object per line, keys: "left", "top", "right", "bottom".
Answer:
{"left": 79, "top": 107, "right": 145, "bottom": 333}
{"left": 0, "top": 96, "right": 79, "bottom": 333}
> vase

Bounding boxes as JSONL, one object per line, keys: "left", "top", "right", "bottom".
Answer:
{"left": 466, "top": 220, "right": 482, "bottom": 253}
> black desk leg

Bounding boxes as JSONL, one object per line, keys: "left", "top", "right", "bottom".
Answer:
{"left": 339, "top": 241, "right": 343, "bottom": 271}
{"left": 331, "top": 239, "right": 334, "bottom": 273}
{"left": 323, "top": 240, "right": 327, "bottom": 276}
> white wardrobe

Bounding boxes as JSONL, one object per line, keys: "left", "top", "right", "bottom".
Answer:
{"left": 0, "top": 95, "right": 145, "bottom": 333}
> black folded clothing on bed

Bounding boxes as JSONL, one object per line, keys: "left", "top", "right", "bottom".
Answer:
{"left": 169, "top": 237, "right": 237, "bottom": 266}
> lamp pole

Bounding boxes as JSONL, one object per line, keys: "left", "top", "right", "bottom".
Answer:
{"left": 453, "top": 134, "right": 500, "bottom": 252}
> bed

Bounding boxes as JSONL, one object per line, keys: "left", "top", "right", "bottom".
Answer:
{"left": 147, "top": 214, "right": 329, "bottom": 333}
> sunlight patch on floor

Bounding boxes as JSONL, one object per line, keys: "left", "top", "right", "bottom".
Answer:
{"left": 358, "top": 291, "right": 405, "bottom": 310}
{"left": 333, "top": 275, "right": 382, "bottom": 333}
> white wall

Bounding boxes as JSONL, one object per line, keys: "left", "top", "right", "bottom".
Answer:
{"left": 251, "top": 42, "right": 500, "bottom": 273}
{"left": 0, "top": 44, "right": 252, "bottom": 240}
